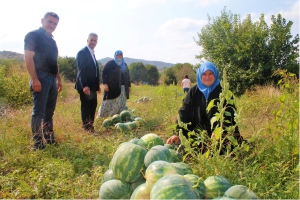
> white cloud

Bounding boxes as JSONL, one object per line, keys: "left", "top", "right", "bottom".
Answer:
{"left": 156, "top": 18, "right": 206, "bottom": 41}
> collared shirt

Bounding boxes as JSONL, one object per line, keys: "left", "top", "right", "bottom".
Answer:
{"left": 24, "top": 27, "right": 58, "bottom": 75}
{"left": 86, "top": 45, "right": 98, "bottom": 77}
{"left": 87, "top": 46, "right": 96, "bottom": 65}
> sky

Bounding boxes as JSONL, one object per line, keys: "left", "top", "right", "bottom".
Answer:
{"left": 0, "top": 0, "right": 299, "bottom": 65}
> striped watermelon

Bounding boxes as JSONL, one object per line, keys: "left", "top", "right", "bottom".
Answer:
{"left": 137, "top": 133, "right": 164, "bottom": 150}
{"left": 164, "top": 143, "right": 176, "bottom": 149}
{"left": 99, "top": 179, "right": 133, "bottom": 199}
{"left": 144, "top": 145, "right": 173, "bottom": 167}
{"left": 204, "top": 175, "right": 232, "bottom": 199}
{"left": 171, "top": 162, "right": 193, "bottom": 175}
{"left": 110, "top": 142, "right": 147, "bottom": 183}
{"left": 169, "top": 149, "right": 183, "bottom": 162}
{"left": 101, "top": 169, "right": 115, "bottom": 185}
{"left": 145, "top": 160, "right": 182, "bottom": 189}
{"left": 130, "top": 183, "right": 151, "bottom": 200}
{"left": 102, "top": 118, "right": 113, "bottom": 128}
{"left": 224, "top": 185, "right": 258, "bottom": 199}
{"left": 150, "top": 174, "right": 199, "bottom": 199}
{"left": 120, "top": 110, "right": 131, "bottom": 121}
{"left": 184, "top": 174, "right": 206, "bottom": 199}
{"left": 129, "top": 138, "right": 140, "bottom": 144}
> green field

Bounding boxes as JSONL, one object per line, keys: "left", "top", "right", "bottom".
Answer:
{"left": 0, "top": 76, "right": 299, "bottom": 199}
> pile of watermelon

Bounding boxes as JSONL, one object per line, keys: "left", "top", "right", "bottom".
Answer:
{"left": 134, "top": 96, "right": 153, "bottom": 103}
{"left": 99, "top": 133, "right": 258, "bottom": 199}
{"left": 102, "top": 110, "right": 145, "bottom": 132}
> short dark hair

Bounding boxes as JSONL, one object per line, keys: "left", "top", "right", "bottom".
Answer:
{"left": 185, "top": 75, "right": 189, "bottom": 78}
{"left": 44, "top": 12, "right": 59, "bottom": 20}
{"left": 88, "top": 32, "right": 98, "bottom": 38}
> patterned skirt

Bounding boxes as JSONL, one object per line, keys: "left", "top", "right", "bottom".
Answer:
{"left": 97, "top": 85, "right": 127, "bottom": 118}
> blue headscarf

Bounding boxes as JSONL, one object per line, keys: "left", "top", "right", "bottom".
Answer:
{"left": 114, "top": 50, "right": 126, "bottom": 71}
{"left": 196, "top": 62, "right": 220, "bottom": 100}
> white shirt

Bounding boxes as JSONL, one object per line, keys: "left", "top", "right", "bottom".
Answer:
{"left": 87, "top": 46, "right": 97, "bottom": 77}
{"left": 182, "top": 78, "right": 191, "bottom": 88}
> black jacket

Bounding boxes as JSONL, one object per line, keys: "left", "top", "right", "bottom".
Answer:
{"left": 178, "top": 84, "right": 239, "bottom": 138}
{"left": 75, "top": 46, "right": 100, "bottom": 92}
{"left": 102, "top": 60, "right": 131, "bottom": 100}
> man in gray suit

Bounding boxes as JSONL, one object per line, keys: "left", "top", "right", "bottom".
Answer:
{"left": 75, "top": 33, "right": 101, "bottom": 132}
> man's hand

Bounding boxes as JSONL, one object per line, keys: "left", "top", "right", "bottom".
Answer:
{"left": 83, "top": 86, "right": 90, "bottom": 95}
{"left": 104, "top": 84, "right": 109, "bottom": 92}
{"left": 57, "top": 79, "right": 62, "bottom": 93}
{"left": 31, "top": 78, "right": 42, "bottom": 92}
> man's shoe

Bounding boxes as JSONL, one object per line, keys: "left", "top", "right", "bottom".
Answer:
{"left": 44, "top": 132, "right": 58, "bottom": 145}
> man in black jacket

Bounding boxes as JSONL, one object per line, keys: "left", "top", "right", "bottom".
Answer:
{"left": 75, "top": 33, "right": 101, "bottom": 132}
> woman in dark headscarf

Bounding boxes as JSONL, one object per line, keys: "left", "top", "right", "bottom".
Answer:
{"left": 98, "top": 50, "right": 131, "bottom": 117}
{"left": 167, "top": 62, "right": 243, "bottom": 151}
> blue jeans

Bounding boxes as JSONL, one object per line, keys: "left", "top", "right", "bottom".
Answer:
{"left": 30, "top": 72, "right": 58, "bottom": 134}
{"left": 183, "top": 88, "right": 190, "bottom": 93}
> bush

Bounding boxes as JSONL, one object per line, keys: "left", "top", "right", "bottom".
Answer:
{"left": 2, "top": 74, "right": 32, "bottom": 108}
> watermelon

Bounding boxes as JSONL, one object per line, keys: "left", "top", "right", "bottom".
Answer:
{"left": 184, "top": 174, "right": 206, "bottom": 199}
{"left": 164, "top": 143, "right": 176, "bottom": 149}
{"left": 145, "top": 160, "right": 182, "bottom": 189}
{"left": 168, "top": 149, "right": 183, "bottom": 162}
{"left": 99, "top": 179, "right": 133, "bottom": 199}
{"left": 115, "top": 123, "right": 128, "bottom": 132}
{"left": 120, "top": 110, "right": 131, "bottom": 121}
{"left": 101, "top": 169, "right": 115, "bottom": 184}
{"left": 150, "top": 174, "right": 199, "bottom": 199}
{"left": 102, "top": 118, "right": 113, "bottom": 128}
{"left": 110, "top": 142, "right": 147, "bottom": 183}
{"left": 134, "top": 117, "right": 145, "bottom": 125}
{"left": 224, "top": 185, "right": 258, "bottom": 199}
{"left": 130, "top": 182, "right": 151, "bottom": 200}
{"left": 137, "top": 133, "right": 164, "bottom": 150}
{"left": 129, "top": 138, "right": 140, "bottom": 144}
{"left": 111, "top": 114, "right": 122, "bottom": 124}
{"left": 171, "top": 162, "right": 193, "bottom": 175}
{"left": 204, "top": 175, "right": 232, "bottom": 199}
{"left": 124, "top": 121, "right": 137, "bottom": 130}
{"left": 144, "top": 145, "right": 173, "bottom": 167}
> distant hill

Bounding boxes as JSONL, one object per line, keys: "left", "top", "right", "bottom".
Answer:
{"left": 0, "top": 51, "right": 175, "bottom": 69}
{"left": 99, "top": 57, "right": 174, "bottom": 69}
{"left": 0, "top": 51, "right": 24, "bottom": 61}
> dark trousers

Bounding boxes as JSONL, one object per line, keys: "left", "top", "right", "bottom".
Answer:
{"left": 79, "top": 90, "right": 98, "bottom": 128}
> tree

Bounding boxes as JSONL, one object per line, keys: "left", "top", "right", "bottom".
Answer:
{"left": 58, "top": 56, "right": 77, "bottom": 82}
{"left": 195, "top": 7, "right": 299, "bottom": 96}
{"left": 128, "top": 62, "right": 147, "bottom": 84}
{"left": 175, "top": 63, "right": 196, "bottom": 84}
{"left": 145, "top": 64, "right": 160, "bottom": 85}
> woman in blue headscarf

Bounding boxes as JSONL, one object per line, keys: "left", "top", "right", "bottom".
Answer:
{"left": 167, "top": 62, "right": 243, "bottom": 152}
{"left": 98, "top": 50, "right": 131, "bottom": 117}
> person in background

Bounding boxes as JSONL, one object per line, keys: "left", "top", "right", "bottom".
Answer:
{"left": 24, "top": 12, "right": 62, "bottom": 150}
{"left": 98, "top": 50, "right": 131, "bottom": 117}
{"left": 167, "top": 62, "right": 243, "bottom": 153}
{"left": 181, "top": 74, "right": 191, "bottom": 93}
{"left": 75, "top": 33, "right": 101, "bottom": 133}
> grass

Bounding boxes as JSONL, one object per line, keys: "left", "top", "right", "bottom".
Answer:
{"left": 0, "top": 77, "right": 299, "bottom": 199}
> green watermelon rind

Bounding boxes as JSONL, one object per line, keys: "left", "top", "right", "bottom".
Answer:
{"left": 99, "top": 179, "right": 133, "bottom": 199}
{"left": 144, "top": 145, "right": 173, "bottom": 167}
{"left": 224, "top": 185, "right": 258, "bottom": 199}
{"left": 150, "top": 174, "right": 199, "bottom": 199}
{"left": 137, "top": 133, "right": 164, "bottom": 150}
{"left": 204, "top": 175, "right": 232, "bottom": 199}
{"left": 110, "top": 142, "right": 147, "bottom": 183}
